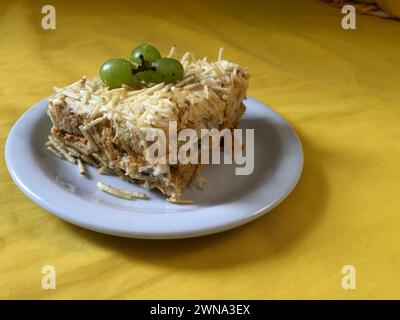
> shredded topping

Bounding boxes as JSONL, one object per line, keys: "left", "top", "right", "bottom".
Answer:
{"left": 77, "top": 158, "right": 86, "bottom": 175}
{"left": 167, "top": 197, "right": 195, "bottom": 205}
{"left": 48, "top": 49, "right": 249, "bottom": 135}
{"left": 96, "top": 181, "right": 149, "bottom": 200}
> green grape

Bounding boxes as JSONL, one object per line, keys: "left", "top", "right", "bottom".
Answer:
{"left": 152, "top": 58, "right": 184, "bottom": 84}
{"left": 131, "top": 44, "right": 161, "bottom": 66}
{"left": 99, "top": 58, "right": 136, "bottom": 89}
{"left": 136, "top": 70, "right": 154, "bottom": 83}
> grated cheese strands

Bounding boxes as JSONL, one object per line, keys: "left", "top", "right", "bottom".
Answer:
{"left": 79, "top": 125, "right": 99, "bottom": 151}
{"left": 218, "top": 47, "right": 224, "bottom": 61}
{"left": 204, "top": 85, "right": 209, "bottom": 100}
{"left": 168, "top": 45, "right": 176, "bottom": 58}
{"left": 47, "top": 146, "right": 63, "bottom": 159}
{"left": 98, "top": 166, "right": 108, "bottom": 175}
{"left": 96, "top": 181, "right": 149, "bottom": 200}
{"left": 180, "top": 51, "right": 191, "bottom": 64}
{"left": 167, "top": 198, "right": 195, "bottom": 204}
{"left": 77, "top": 158, "right": 86, "bottom": 175}
{"left": 46, "top": 109, "right": 57, "bottom": 125}
{"left": 82, "top": 115, "right": 106, "bottom": 130}
{"left": 48, "top": 135, "right": 76, "bottom": 163}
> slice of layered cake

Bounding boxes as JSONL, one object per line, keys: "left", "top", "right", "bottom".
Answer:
{"left": 46, "top": 50, "right": 249, "bottom": 200}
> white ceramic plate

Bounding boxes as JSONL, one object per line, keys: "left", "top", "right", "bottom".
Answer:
{"left": 5, "top": 97, "right": 303, "bottom": 239}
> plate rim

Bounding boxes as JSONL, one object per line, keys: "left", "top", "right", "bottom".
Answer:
{"left": 5, "top": 96, "right": 304, "bottom": 239}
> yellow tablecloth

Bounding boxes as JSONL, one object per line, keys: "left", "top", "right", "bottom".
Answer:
{"left": 1, "top": 0, "right": 399, "bottom": 299}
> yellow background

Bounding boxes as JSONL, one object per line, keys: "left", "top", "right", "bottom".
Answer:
{"left": 1, "top": 0, "right": 400, "bottom": 299}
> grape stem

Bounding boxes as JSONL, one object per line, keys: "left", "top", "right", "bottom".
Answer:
{"left": 131, "top": 54, "right": 156, "bottom": 74}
